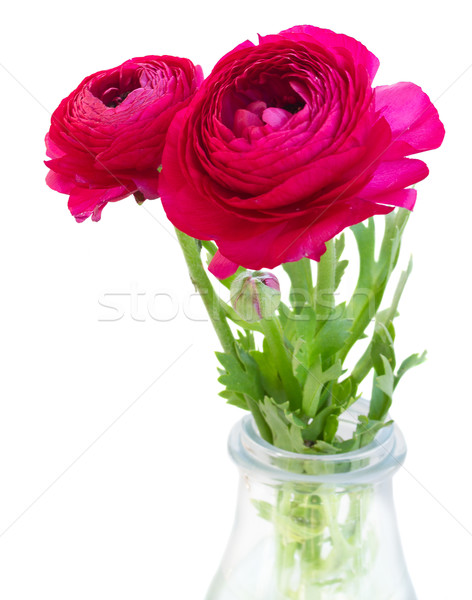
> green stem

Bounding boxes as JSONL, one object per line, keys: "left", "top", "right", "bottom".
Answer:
{"left": 282, "top": 258, "right": 314, "bottom": 313}
{"left": 260, "top": 317, "right": 302, "bottom": 410}
{"left": 245, "top": 395, "right": 273, "bottom": 444}
{"left": 175, "top": 228, "right": 235, "bottom": 357}
{"left": 314, "top": 239, "right": 336, "bottom": 330}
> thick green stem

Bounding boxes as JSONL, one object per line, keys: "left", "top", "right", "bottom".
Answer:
{"left": 175, "top": 228, "right": 235, "bottom": 357}
{"left": 314, "top": 239, "right": 336, "bottom": 330}
{"left": 260, "top": 317, "right": 302, "bottom": 410}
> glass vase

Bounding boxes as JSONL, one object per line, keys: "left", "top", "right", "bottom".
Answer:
{"left": 205, "top": 401, "right": 416, "bottom": 600}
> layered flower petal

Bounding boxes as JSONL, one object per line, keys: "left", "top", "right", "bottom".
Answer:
{"left": 374, "top": 82, "right": 445, "bottom": 159}
{"left": 45, "top": 55, "right": 203, "bottom": 222}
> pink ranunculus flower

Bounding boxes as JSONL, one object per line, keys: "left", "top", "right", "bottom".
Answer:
{"left": 45, "top": 56, "right": 203, "bottom": 222}
{"left": 160, "top": 26, "right": 445, "bottom": 278}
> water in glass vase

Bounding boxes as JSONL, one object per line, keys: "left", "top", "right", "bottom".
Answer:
{"left": 205, "top": 401, "right": 416, "bottom": 600}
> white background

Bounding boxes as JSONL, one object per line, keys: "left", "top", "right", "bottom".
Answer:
{"left": 0, "top": 0, "right": 471, "bottom": 598}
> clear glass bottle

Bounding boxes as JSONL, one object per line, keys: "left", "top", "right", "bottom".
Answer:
{"left": 205, "top": 401, "right": 416, "bottom": 600}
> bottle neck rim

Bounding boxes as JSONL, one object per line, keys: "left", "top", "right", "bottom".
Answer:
{"left": 228, "top": 400, "right": 407, "bottom": 485}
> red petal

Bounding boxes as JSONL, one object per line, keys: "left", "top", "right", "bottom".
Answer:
{"left": 374, "top": 82, "right": 445, "bottom": 158}
{"left": 208, "top": 251, "right": 239, "bottom": 279}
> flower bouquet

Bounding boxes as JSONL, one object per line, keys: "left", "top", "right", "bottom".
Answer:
{"left": 45, "top": 25, "right": 444, "bottom": 600}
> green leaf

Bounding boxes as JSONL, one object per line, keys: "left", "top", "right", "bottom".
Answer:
{"left": 355, "top": 416, "right": 394, "bottom": 447}
{"left": 251, "top": 350, "right": 287, "bottom": 404}
{"left": 377, "top": 256, "right": 413, "bottom": 327}
{"left": 302, "top": 405, "right": 342, "bottom": 442}
{"left": 218, "top": 389, "right": 248, "bottom": 410}
{"left": 236, "top": 329, "right": 256, "bottom": 351}
{"left": 351, "top": 256, "right": 413, "bottom": 387}
{"left": 312, "top": 440, "right": 342, "bottom": 454}
{"left": 302, "top": 358, "right": 344, "bottom": 417}
{"left": 335, "top": 232, "right": 346, "bottom": 258}
{"left": 309, "top": 316, "right": 352, "bottom": 363}
{"left": 351, "top": 218, "right": 376, "bottom": 289}
{"left": 369, "top": 355, "right": 394, "bottom": 421}
{"left": 259, "top": 397, "right": 307, "bottom": 453}
{"left": 370, "top": 321, "right": 396, "bottom": 374}
{"left": 216, "top": 348, "right": 264, "bottom": 401}
{"left": 330, "top": 377, "right": 357, "bottom": 410}
{"left": 334, "top": 233, "right": 348, "bottom": 291}
{"left": 341, "top": 209, "right": 411, "bottom": 364}
{"left": 377, "top": 209, "right": 410, "bottom": 279}
{"left": 323, "top": 413, "right": 340, "bottom": 443}
{"left": 394, "top": 351, "right": 427, "bottom": 389}
{"left": 335, "top": 260, "right": 349, "bottom": 291}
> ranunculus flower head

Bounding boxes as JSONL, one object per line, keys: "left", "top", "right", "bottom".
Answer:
{"left": 160, "top": 26, "right": 445, "bottom": 278}
{"left": 45, "top": 55, "right": 203, "bottom": 222}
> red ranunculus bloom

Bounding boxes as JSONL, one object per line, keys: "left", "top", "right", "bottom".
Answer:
{"left": 45, "top": 56, "right": 203, "bottom": 222}
{"left": 160, "top": 26, "right": 445, "bottom": 278}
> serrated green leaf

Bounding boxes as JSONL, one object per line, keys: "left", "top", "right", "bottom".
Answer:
{"left": 216, "top": 351, "right": 240, "bottom": 374}
{"left": 216, "top": 348, "right": 264, "bottom": 401}
{"left": 236, "top": 329, "right": 256, "bottom": 351}
{"left": 259, "top": 397, "right": 307, "bottom": 453}
{"left": 309, "top": 317, "right": 352, "bottom": 364}
{"left": 302, "top": 358, "right": 344, "bottom": 417}
{"left": 218, "top": 390, "right": 248, "bottom": 410}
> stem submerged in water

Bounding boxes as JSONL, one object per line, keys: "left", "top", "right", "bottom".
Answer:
{"left": 272, "top": 483, "right": 374, "bottom": 597}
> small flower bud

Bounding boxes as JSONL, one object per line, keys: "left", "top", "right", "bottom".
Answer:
{"left": 230, "top": 271, "right": 281, "bottom": 322}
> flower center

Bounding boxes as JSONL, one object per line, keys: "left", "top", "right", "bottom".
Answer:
{"left": 282, "top": 100, "right": 305, "bottom": 114}
{"left": 104, "top": 90, "right": 133, "bottom": 108}
{"left": 221, "top": 75, "right": 306, "bottom": 139}
{"left": 90, "top": 67, "right": 142, "bottom": 108}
